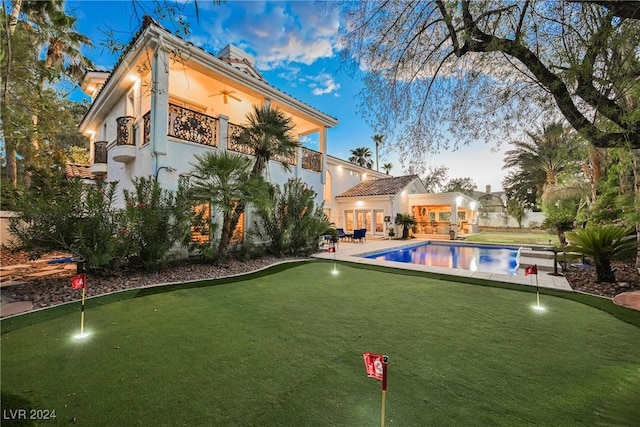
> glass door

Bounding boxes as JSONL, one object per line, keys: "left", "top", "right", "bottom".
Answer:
{"left": 374, "top": 210, "right": 384, "bottom": 234}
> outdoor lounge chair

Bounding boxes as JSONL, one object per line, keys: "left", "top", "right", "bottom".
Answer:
{"left": 353, "top": 228, "right": 366, "bottom": 243}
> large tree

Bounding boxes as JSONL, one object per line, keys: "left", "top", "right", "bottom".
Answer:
{"left": 444, "top": 177, "right": 477, "bottom": 196}
{"left": 502, "top": 121, "right": 585, "bottom": 209}
{"left": 339, "top": 1, "right": 640, "bottom": 172}
{"left": 1, "top": 1, "right": 93, "bottom": 186}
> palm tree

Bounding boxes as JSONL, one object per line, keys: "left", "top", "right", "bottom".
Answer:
{"left": 232, "top": 104, "right": 300, "bottom": 179}
{"left": 395, "top": 213, "right": 417, "bottom": 239}
{"left": 372, "top": 134, "right": 385, "bottom": 171}
{"left": 502, "top": 121, "right": 582, "bottom": 206}
{"left": 565, "top": 225, "right": 638, "bottom": 283}
{"left": 3, "top": 2, "right": 93, "bottom": 186}
{"left": 382, "top": 162, "right": 393, "bottom": 175}
{"left": 348, "top": 146, "right": 374, "bottom": 169}
{"left": 189, "top": 151, "right": 267, "bottom": 260}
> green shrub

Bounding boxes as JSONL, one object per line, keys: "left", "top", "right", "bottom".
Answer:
{"left": 256, "top": 178, "right": 331, "bottom": 256}
{"left": 9, "top": 178, "right": 129, "bottom": 272}
{"left": 122, "top": 177, "right": 191, "bottom": 269}
{"left": 565, "top": 225, "right": 638, "bottom": 283}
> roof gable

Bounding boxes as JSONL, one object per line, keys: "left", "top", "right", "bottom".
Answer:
{"left": 336, "top": 175, "right": 423, "bottom": 198}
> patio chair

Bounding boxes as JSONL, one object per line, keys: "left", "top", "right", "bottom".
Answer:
{"left": 353, "top": 228, "right": 367, "bottom": 243}
{"left": 336, "top": 228, "right": 347, "bottom": 241}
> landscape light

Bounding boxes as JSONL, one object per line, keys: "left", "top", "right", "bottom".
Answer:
{"left": 73, "top": 331, "right": 91, "bottom": 340}
{"left": 532, "top": 304, "right": 546, "bottom": 313}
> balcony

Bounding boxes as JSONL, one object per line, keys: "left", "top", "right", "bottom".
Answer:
{"left": 227, "top": 122, "right": 254, "bottom": 156}
{"left": 90, "top": 140, "right": 108, "bottom": 175}
{"left": 112, "top": 116, "right": 136, "bottom": 163}
{"left": 302, "top": 147, "right": 322, "bottom": 173}
{"left": 168, "top": 104, "right": 218, "bottom": 147}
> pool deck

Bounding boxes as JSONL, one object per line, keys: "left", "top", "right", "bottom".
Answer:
{"left": 312, "top": 237, "right": 572, "bottom": 292}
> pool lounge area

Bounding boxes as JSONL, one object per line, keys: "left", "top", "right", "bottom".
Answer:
{"left": 312, "top": 238, "right": 572, "bottom": 291}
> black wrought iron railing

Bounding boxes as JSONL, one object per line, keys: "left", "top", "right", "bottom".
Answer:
{"left": 302, "top": 147, "right": 322, "bottom": 172}
{"left": 116, "top": 116, "right": 136, "bottom": 146}
{"left": 94, "top": 141, "right": 108, "bottom": 164}
{"left": 142, "top": 111, "right": 150, "bottom": 145}
{"left": 226, "top": 122, "right": 254, "bottom": 155}
{"left": 168, "top": 104, "right": 218, "bottom": 147}
{"left": 274, "top": 152, "right": 296, "bottom": 166}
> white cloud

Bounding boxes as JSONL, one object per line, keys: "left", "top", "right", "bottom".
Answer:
{"left": 310, "top": 73, "right": 340, "bottom": 96}
{"left": 195, "top": 1, "right": 341, "bottom": 69}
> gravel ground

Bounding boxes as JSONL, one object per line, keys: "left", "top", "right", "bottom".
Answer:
{"left": 2, "top": 250, "right": 640, "bottom": 311}
{"left": 1, "top": 250, "right": 306, "bottom": 309}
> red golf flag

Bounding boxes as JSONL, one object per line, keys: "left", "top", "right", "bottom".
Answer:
{"left": 363, "top": 352, "right": 384, "bottom": 380}
{"left": 525, "top": 265, "right": 538, "bottom": 276}
{"left": 70, "top": 273, "right": 87, "bottom": 290}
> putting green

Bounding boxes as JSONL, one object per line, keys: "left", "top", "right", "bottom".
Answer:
{"left": 2, "top": 262, "right": 639, "bottom": 426}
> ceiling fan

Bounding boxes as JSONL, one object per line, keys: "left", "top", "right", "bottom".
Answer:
{"left": 209, "top": 89, "right": 241, "bottom": 104}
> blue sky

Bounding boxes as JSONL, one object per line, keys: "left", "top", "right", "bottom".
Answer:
{"left": 67, "top": 0, "right": 508, "bottom": 191}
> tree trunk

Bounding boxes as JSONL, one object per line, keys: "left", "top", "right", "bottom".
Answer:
{"left": 595, "top": 259, "right": 616, "bottom": 283}
{"left": 633, "top": 149, "right": 640, "bottom": 273}
{"left": 217, "top": 212, "right": 234, "bottom": 261}
{"left": 402, "top": 226, "right": 409, "bottom": 239}
{"left": 8, "top": 0, "right": 23, "bottom": 35}
{"left": 5, "top": 143, "right": 18, "bottom": 186}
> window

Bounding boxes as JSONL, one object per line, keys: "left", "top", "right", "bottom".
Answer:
{"left": 429, "top": 212, "right": 436, "bottom": 222}
{"left": 230, "top": 210, "right": 244, "bottom": 244}
{"left": 438, "top": 212, "right": 451, "bottom": 221}
{"left": 191, "top": 203, "right": 211, "bottom": 243}
{"left": 458, "top": 211, "right": 466, "bottom": 221}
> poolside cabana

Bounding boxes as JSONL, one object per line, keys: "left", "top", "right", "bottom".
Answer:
{"left": 408, "top": 192, "right": 480, "bottom": 238}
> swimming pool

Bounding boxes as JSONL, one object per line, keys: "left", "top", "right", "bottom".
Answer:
{"left": 363, "top": 242, "right": 521, "bottom": 275}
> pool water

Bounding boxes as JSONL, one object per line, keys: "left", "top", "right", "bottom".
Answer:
{"left": 364, "top": 242, "right": 521, "bottom": 275}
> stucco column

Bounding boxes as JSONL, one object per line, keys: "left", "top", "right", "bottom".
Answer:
{"left": 218, "top": 114, "right": 228, "bottom": 151}
{"left": 150, "top": 37, "right": 169, "bottom": 159}
{"left": 295, "top": 145, "right": 302, "bottom": 178}
{"left": 450, "top": 200, "right": 458, "bottom": 226}
{"left": 320, "top": 126, "right": 327, "bottom": 184}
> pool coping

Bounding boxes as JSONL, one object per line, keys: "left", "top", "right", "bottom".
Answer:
{"left": 312, "top": 238, "right": 572, "bottom": 292}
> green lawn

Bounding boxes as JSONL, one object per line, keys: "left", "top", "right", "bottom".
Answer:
{"left": 2, "top": 262, "right": 639, "bottom": 426}
{"left": 465, "top": 230, "right": 558, "bottom": 246}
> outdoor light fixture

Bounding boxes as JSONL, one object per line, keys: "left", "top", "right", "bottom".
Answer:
{"left": 532, "top": 304, "right": 546, "bottom": 312}
{"left": 73, "top": 331, "right": 91, "bottom": 340}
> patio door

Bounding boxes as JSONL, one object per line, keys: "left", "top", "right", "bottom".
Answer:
{"left": 355, "top": 210, "right": 365, "bottom": 230}
{"left": 374, "top": 210, "right": 384, "bottom": 234}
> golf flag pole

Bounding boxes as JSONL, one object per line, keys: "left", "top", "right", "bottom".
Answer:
{"left": 80, "top": 285, "right": 86, "bottom": 335}
{"left": 362, "top": 353, "right": 388, "bottom": 427}
{"left": 70, "top": 272, "right": 87, "bottom": 335}
{"left": 381, "top": 355, "right": 388, "bottom": 427}
{"left": 525, "top": 264, "right": 540, "bottom": 308}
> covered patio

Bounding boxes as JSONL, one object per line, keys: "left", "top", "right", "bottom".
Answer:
{"left": 408, "top": 193, "right": 480, "bottom": 238}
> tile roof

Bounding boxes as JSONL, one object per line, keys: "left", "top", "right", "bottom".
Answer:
{"left": 336, "top": 175, "right": 420, "bottom": 198}
{"left": 65, "top": 164, "right": 94, "bottom": 180}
